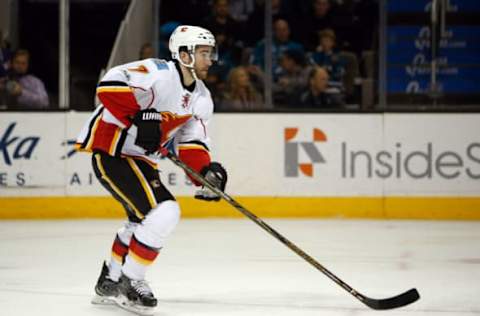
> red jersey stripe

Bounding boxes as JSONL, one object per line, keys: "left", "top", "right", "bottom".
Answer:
{"left": 97, "top": 88, "right": 140, "bottom": 127}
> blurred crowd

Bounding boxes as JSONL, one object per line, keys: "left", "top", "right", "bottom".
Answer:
{"left": 157, "top": 0, "right": 379, "bottom": 111}
{"left": 0, "top": 0, "right": 378, "bottom": 111}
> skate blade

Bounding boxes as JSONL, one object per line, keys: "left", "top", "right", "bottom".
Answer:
{"left": 91, "top": 294, "right": 116, "bottom": 305}
{"left": 114, "top": 295, "right": 156, "bottom": 316}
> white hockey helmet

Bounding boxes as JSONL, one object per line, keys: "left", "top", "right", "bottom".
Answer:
{"left": 169, "top": 25, "right": 218, "bottom": 69}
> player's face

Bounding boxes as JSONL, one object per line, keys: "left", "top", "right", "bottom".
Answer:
{"left": 194, "top": 45, "right": 215, "bottom": 80}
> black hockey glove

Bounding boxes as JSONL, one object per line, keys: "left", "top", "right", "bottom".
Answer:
{"left": 133, "top": 109, "right": 162, "bottom": 155}
{"left": 195, "top": 162, "right": 228, "bottom": 202}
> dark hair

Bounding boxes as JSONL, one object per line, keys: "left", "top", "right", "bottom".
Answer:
{"left": 282, "top": 49, "right": 305, "bottom": 66}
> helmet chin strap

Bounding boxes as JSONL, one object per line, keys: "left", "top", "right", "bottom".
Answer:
{"left": 188, "top": 67, "right": 199, "bottom": 81}
{"left": 178, "top": 53, "right": 199, "bottom": 81}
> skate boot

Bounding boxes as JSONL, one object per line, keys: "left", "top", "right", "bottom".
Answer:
{"left": 91, "top": 261, "right": 119, "bottom": 305}
{"left": 115, "top": 274, "right": 157, "bottom": 315}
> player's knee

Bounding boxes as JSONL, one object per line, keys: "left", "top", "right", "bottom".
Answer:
{"left": 151, "top": 200, "right": 181, "bottom": 233}
{"left": 139, "top": 200, "right": 180, "bottom": 245}
{"left": 117, "top": 221, "right": 139, "bottom": 244}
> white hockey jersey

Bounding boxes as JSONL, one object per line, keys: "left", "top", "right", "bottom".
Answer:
{"left": 76, "top": 59, "right": 214, "bottom": 168}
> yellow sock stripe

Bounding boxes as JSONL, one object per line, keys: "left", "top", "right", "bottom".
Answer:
{"left": 128, "top": 250, "right": 154, "bottom": 266}
{"left": 108, "top": 127, "right": 122, "bottom": 156}
{"left": 111, "top": 251, "right": 123, "bottom": 264}
{"left": 126, "top": 158, "right": 157, "bottom": 209}
{"left": 94, "top": 154, "right": 145, "bottom": 220}
{"left": 85, "top": 114, "right": 103, "bottom": 151}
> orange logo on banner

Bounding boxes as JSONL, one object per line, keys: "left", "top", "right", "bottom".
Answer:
{"left": 285, "top": 128, "right": 327, "bottom": 177}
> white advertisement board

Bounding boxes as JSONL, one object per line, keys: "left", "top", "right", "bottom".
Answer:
{"left": 0, "top": 112, "right": 479, "bottom": 197}
{"left": 383, "top": 114, "right": 480, "bottom": 195}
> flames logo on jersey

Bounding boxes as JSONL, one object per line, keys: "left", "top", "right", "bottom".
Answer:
{"left": 159, "top": 112, "right": 192, "bottom": 143}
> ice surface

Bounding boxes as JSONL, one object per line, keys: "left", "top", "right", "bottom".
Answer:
{"left": 0, "top": 219, "right": 479, "bottom": 315}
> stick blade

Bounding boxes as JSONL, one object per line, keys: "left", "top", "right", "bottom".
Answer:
{"left": 363, "top": 288, "right": 420, "bottom": 310}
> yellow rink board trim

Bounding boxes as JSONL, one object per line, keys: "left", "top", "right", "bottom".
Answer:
{"left": 1, "top": 196, "right": 480, "bottom": 219}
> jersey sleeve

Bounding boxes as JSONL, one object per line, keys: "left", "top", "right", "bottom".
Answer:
{"left": 86, "top": 60, "right": 163, "bottom": 155}
{"left": 96, "top": 60, "right": 163, "bottom": 128}
{"left": 96, "top": 68, "right": 140, "bottom": 128}
{"left": 176, "top": 96, "right": 214, "bottom": 186}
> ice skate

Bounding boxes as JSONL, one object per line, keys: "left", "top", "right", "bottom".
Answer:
{"left": 114, "top": 274, "right": 157, "bottom": 316}
{"left": 91, "top": 261, "right": 119, "bottom": 305}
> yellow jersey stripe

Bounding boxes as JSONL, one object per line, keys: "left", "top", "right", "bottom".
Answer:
{"left": 97, "top": 86, "right": 132, "bottom": 93}
{"left": 178, "top": 144, "right": 208, "bottom": 151}
{"left": 108, "top": 127, "right": 122, "bottom": 156}
{"left": 94, "top": 154, "right": 144, "bottom": 220}
{"left": 85, "top": 114, "right": 102, "bottom": 151}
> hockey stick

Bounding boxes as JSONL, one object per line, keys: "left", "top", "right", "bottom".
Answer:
{"left": 164, "top": 150, "right": 420, "bottom": 310}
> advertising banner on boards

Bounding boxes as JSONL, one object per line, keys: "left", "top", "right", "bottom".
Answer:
{"left": 1, "top": 113, "right": 479, "bottom": 198}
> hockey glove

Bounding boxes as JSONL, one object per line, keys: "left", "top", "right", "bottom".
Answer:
{"left": 195, "top": 162, "right": 228, "bottom": 202}
{"left": 133, "top": 109, "right": 162, "bottom": 155}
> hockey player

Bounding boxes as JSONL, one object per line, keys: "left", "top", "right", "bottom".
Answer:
{"left": 76, "top": 25, "right": 228, "bottom": 315}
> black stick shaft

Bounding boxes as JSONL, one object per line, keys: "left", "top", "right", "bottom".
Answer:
{"left": 165, "top": 151, "right": 419, "bottom": 310}
{"left": 166, "top": 152, "right": 363, "bottom": 299}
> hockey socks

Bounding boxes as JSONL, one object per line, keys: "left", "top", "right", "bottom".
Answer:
{"left": 122, "top": 235, "right": 160, "bottom": 280}
{"left": 122, "top": 200, "right": 180, "bottom": 280}
{"left": 110, "top": 235, "right": 129, "bottom": 281}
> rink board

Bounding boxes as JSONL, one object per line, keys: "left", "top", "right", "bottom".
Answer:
{"left": 1, "top": 196, "right": 480, "bottom": 219}
{"left": 0, "top": 112, "right": 479, "bottom": 219}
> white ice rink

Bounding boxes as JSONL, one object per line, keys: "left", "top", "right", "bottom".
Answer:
{"left": 0, "top": 218, "right": 479, "bottom": 316}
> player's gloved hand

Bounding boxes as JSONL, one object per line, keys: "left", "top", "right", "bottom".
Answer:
{"left": 195, "top": 162, "right": 228, "bottom": 202}
{"left": 133, "top": 109, "right": 162, "bottom": 155}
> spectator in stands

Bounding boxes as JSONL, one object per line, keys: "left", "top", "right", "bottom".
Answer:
{"left": 205, "top": 30, "right": 238, "bottom": 105}
{"left": 228, "top": 0, "right": 255, "bottom": 23}
{"left": 300, "top": 0, "right": 337, "bottom": 51}
{"left": 299, "top": 66, "right": 344, "bottom": 109}
{"left": 219, "top": 66, "right": 264, "bottom": 110}
{"left": 245, "top": 0, "right": 289, "bottom": 46}
{"left": 0, "top": 49, "right": 49, "bottom": 108}
{"left": 139, "top": 43, "right": 155, "bottom": 59}
{"left": 310, "top": 29, "right": 346, "bottom": 84}
{"left": 252, "top": 18, "right": 304, "bottom": 80}
{"left": 244, "top": 63, "right": 265, "bottom": 96}
{"left": 202, "top": 0, "right": 244, "bottom": 47}
{"left": 273, "top": 49, "right": 312, "bottom": 107}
